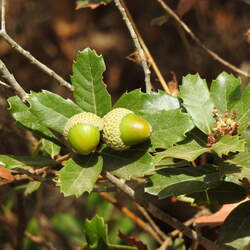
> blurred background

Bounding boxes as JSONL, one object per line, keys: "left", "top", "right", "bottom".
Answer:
{"left": 0, "top": 0, "right": 250, "bottom": 249}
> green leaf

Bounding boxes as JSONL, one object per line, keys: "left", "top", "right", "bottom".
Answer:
{"left": 101, "top": 146, "right": 154, "bottom": 180}
{"left": 84, "top": 215, "right": 108, "bottom": 248}
{"left": 83, "top": 215, "right": 136, "bottom": 250}
{"left": 142, "top": 110, "right": 194, "bottom": 149}
{"left": 154, "top": 140, "right": 210, "bottom": 162}
{"left": 145, "top": 165, "right": 221, "bottom": 199}
{"left": 76, "top": 0, "right": 112, "bottom": 9}
{"left": 187, "top": 128, "right": 208, "bottom": 146}
{"left": 188, "top": 182, "right": 246, "bottom": 206}
{"left": 114, "top": 89, "right": 180, "bottom": 113}
{"left": 71, "top": 49, "right": 111, "bottom": 117}
{"left": 114, "top": 90, "right": 188, "bottom": 149}
{"left": 109, "top": 217, "right": 134, "bottom": 244}
{"left": 180, "top": 74, "right": 215, "bottom": 134}
{"left": 24, "top": 181, "right": 41, "bottom": 196}
{"left": 218, "top": 201, "right": 250, "bottom": 250}
{"left": 0, "top": 155, "right": 57, "bottom": 170}
{"left": 42, "top": 139, "right": 61, "bottom": 159}
{"left": 210, "top": 72, "right": 241, "bottom": 113}
{"left": 226, "top": 152, "right": 250, "bottom": 168}
{"left": 241, "top": 129, "right": 250, "bottom": 152}
{"left": 225, "top": 152, "right": 250, "bottom": 178}
{"left": 58, "top": 154, "right": 103, "bottom": 197}
{"left": 8, "top": 96, "right": 59, "bottom": 143}
{"left": 211, "top": 135, "right": 246, "bottom": 157}
{"left": 28, "top": 90, "right": 83, "bottom": 134}
{"left": 235, "top": 84, "right": 250, "bottom": 132}
{"left": 154, "top": 157, "right": 176, "bottom": 167}
{"left": 169, "top": 237, "right": 186, "bottom": 250}
{"left": 23, "top": 219, "right": 39, "bottom": 250}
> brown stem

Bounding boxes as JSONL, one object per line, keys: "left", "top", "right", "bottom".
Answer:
{"left": 155, "top": 0, "right": 250, "bottom": 79}
{"left": 113, "top": 0, "right": 152, "bottom": 93}
{"left": 121, "top": 0, "right": 171, "bottom": 94}
{"left": 100, "top": 192, "right": 163, "bottom": 244}
{"left": 0, "top": 59, "right": 28, "bottom": 101}
{"left": 104, "top": 171, "right": 218, "bottom": 250}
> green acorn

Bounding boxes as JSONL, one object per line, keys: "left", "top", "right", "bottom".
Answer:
{"left": 102, "top": 108, "right": 152, "bottom": 150}
{"left": 64, "top": 112, "right": 103, "bottom": 155}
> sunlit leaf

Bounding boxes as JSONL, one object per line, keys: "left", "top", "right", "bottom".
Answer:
{"left": 42, "top": 139, "right": 61, "bottom": 159}
{"left": 101, "top": 146, "right": 154, "bottom": 180}
{"left": 0, "top": 155, "right": 56, "bottom": 171}
{"left": 28, "top": 90, "right": 82, "bottom": 134}
{"left": 8, "top": 96, "right": 60, "bottom": 143}
{"left": 234, "top": 84, "right": 250, "bottom": 132}
{"left": 71, "top": 49, "right": 111, "bottom": 117}
{"left": 154, "top": 140, "right": 209, "bottom": 162}
{"left": 210, "top": 72, "right": 241, "bottom": 113}
{"left": 211, "top": 135, "right": 246, "bottom": 157}
{"left": 145, "top": 165, "right": 221, "bottom": 199}
{"left": 180, "top": 74, "right": 215, "bottom": 134}
{"left": 58, "top": 154, "right": 103, "bottom": 197}
{"left": 114, "top": 89, "right": 180, "bottom": 113}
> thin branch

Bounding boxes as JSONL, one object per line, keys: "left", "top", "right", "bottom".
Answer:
{"left": 0, "top": 59, "right": 28, "bottom": 101}
{"left": 55, "top": 153, "right": 73, "bottom": 164}
{"left": 1, "top": 0, "right": 6, "bottom": 31}
{"left": 0, "top": 1, "right": 72, "bottom": 91}
{"left": 100, "top": 192, "right": 163, "bottom": 244}
{"left": 157, "top": 237, "right": 172, "bottom": 250}
{"left": 24, "top": 232, "right": 57, "bottom": 250}
{"left": 0, "top": 167, "right": 55, "bottom": 187}
{"left": 157, "top": 212, "right": 204, "bottom": 250}
{"left": 113, "top": 0, "right": 152, "bottom": 93}
{"left": 0, "top": 79, "right": 11, "bottom": 88}
{"left": 14, "top": 168, "right": 47, "bottom": 182}
{"left": 155, "top": 0, "right": 250, "bottom": 79}
{"left": 121, "top": 0, "right": 171, "bottom": 94}
{"left": 136, "top": 203, "right": 168, "bottom": 242}
{"left": 104, "top": 171, "right": 218, "bottom": 250}
{"left": 0, "top": 32, "right": 73, "bottom": 90}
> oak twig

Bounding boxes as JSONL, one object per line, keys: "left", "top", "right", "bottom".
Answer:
{"left": 0, "top": 59, "right": 28, "bottom": 101}
{"left": 0, "top": 167, "right": 54, "bottom": 187}
{"left": 136, "top": 203, "right": 168, "bottom": 242}
{"left": 155, "top": 0, "right": 250, "bottom": 79}
{"left": 100, "top": 192, "right": 163, "bottom": 244}
{"left": 121, "top": 0, "right": 171, "bottom": 94}
{"left": 0, "top": 79, "right": 11, "bottom": 88}
{"left": 114, "top": 0, "right": 152, "bottom": 93}
{"left": 1, "top": 0, "right": 6, "bottom": 31}
{"left": 24, "top": 232, "right": 56, "bottom": 250}
{"left": 157, "top": 211, "right": 207, "bottom": 250}
{"left": 104, "top": 171, "right": 218, "bottom": 250}
{"left": 0, "top": 0, "right": 72, "bottom": 90}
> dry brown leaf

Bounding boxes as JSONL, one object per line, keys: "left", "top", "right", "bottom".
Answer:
{"left": 89, "top": 3, "right": 101, "bottom": 9}
{"left": 193, "top": 198, "right": 249, "bottom": 227}
{"left": 119, "top": 231, "right": 148, "bottom": 250}
{"left": 246, "top": 29, "right": 250, "bottom": 43}
{"left": 168, "top": 71, "right": 179, "bottom": 96}
{"left": 0, "top": 168, "right": 14, "bottom": 181}
{"left": 176, "top": 0, "right": 198, "bottom": 17}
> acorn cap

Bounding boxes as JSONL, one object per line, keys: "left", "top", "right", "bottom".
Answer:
{"left": 64, "top": 112, "right": 104, "bottom": 137}
{"left": 102, "top": 108, "right": 133, "bottom": 150}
